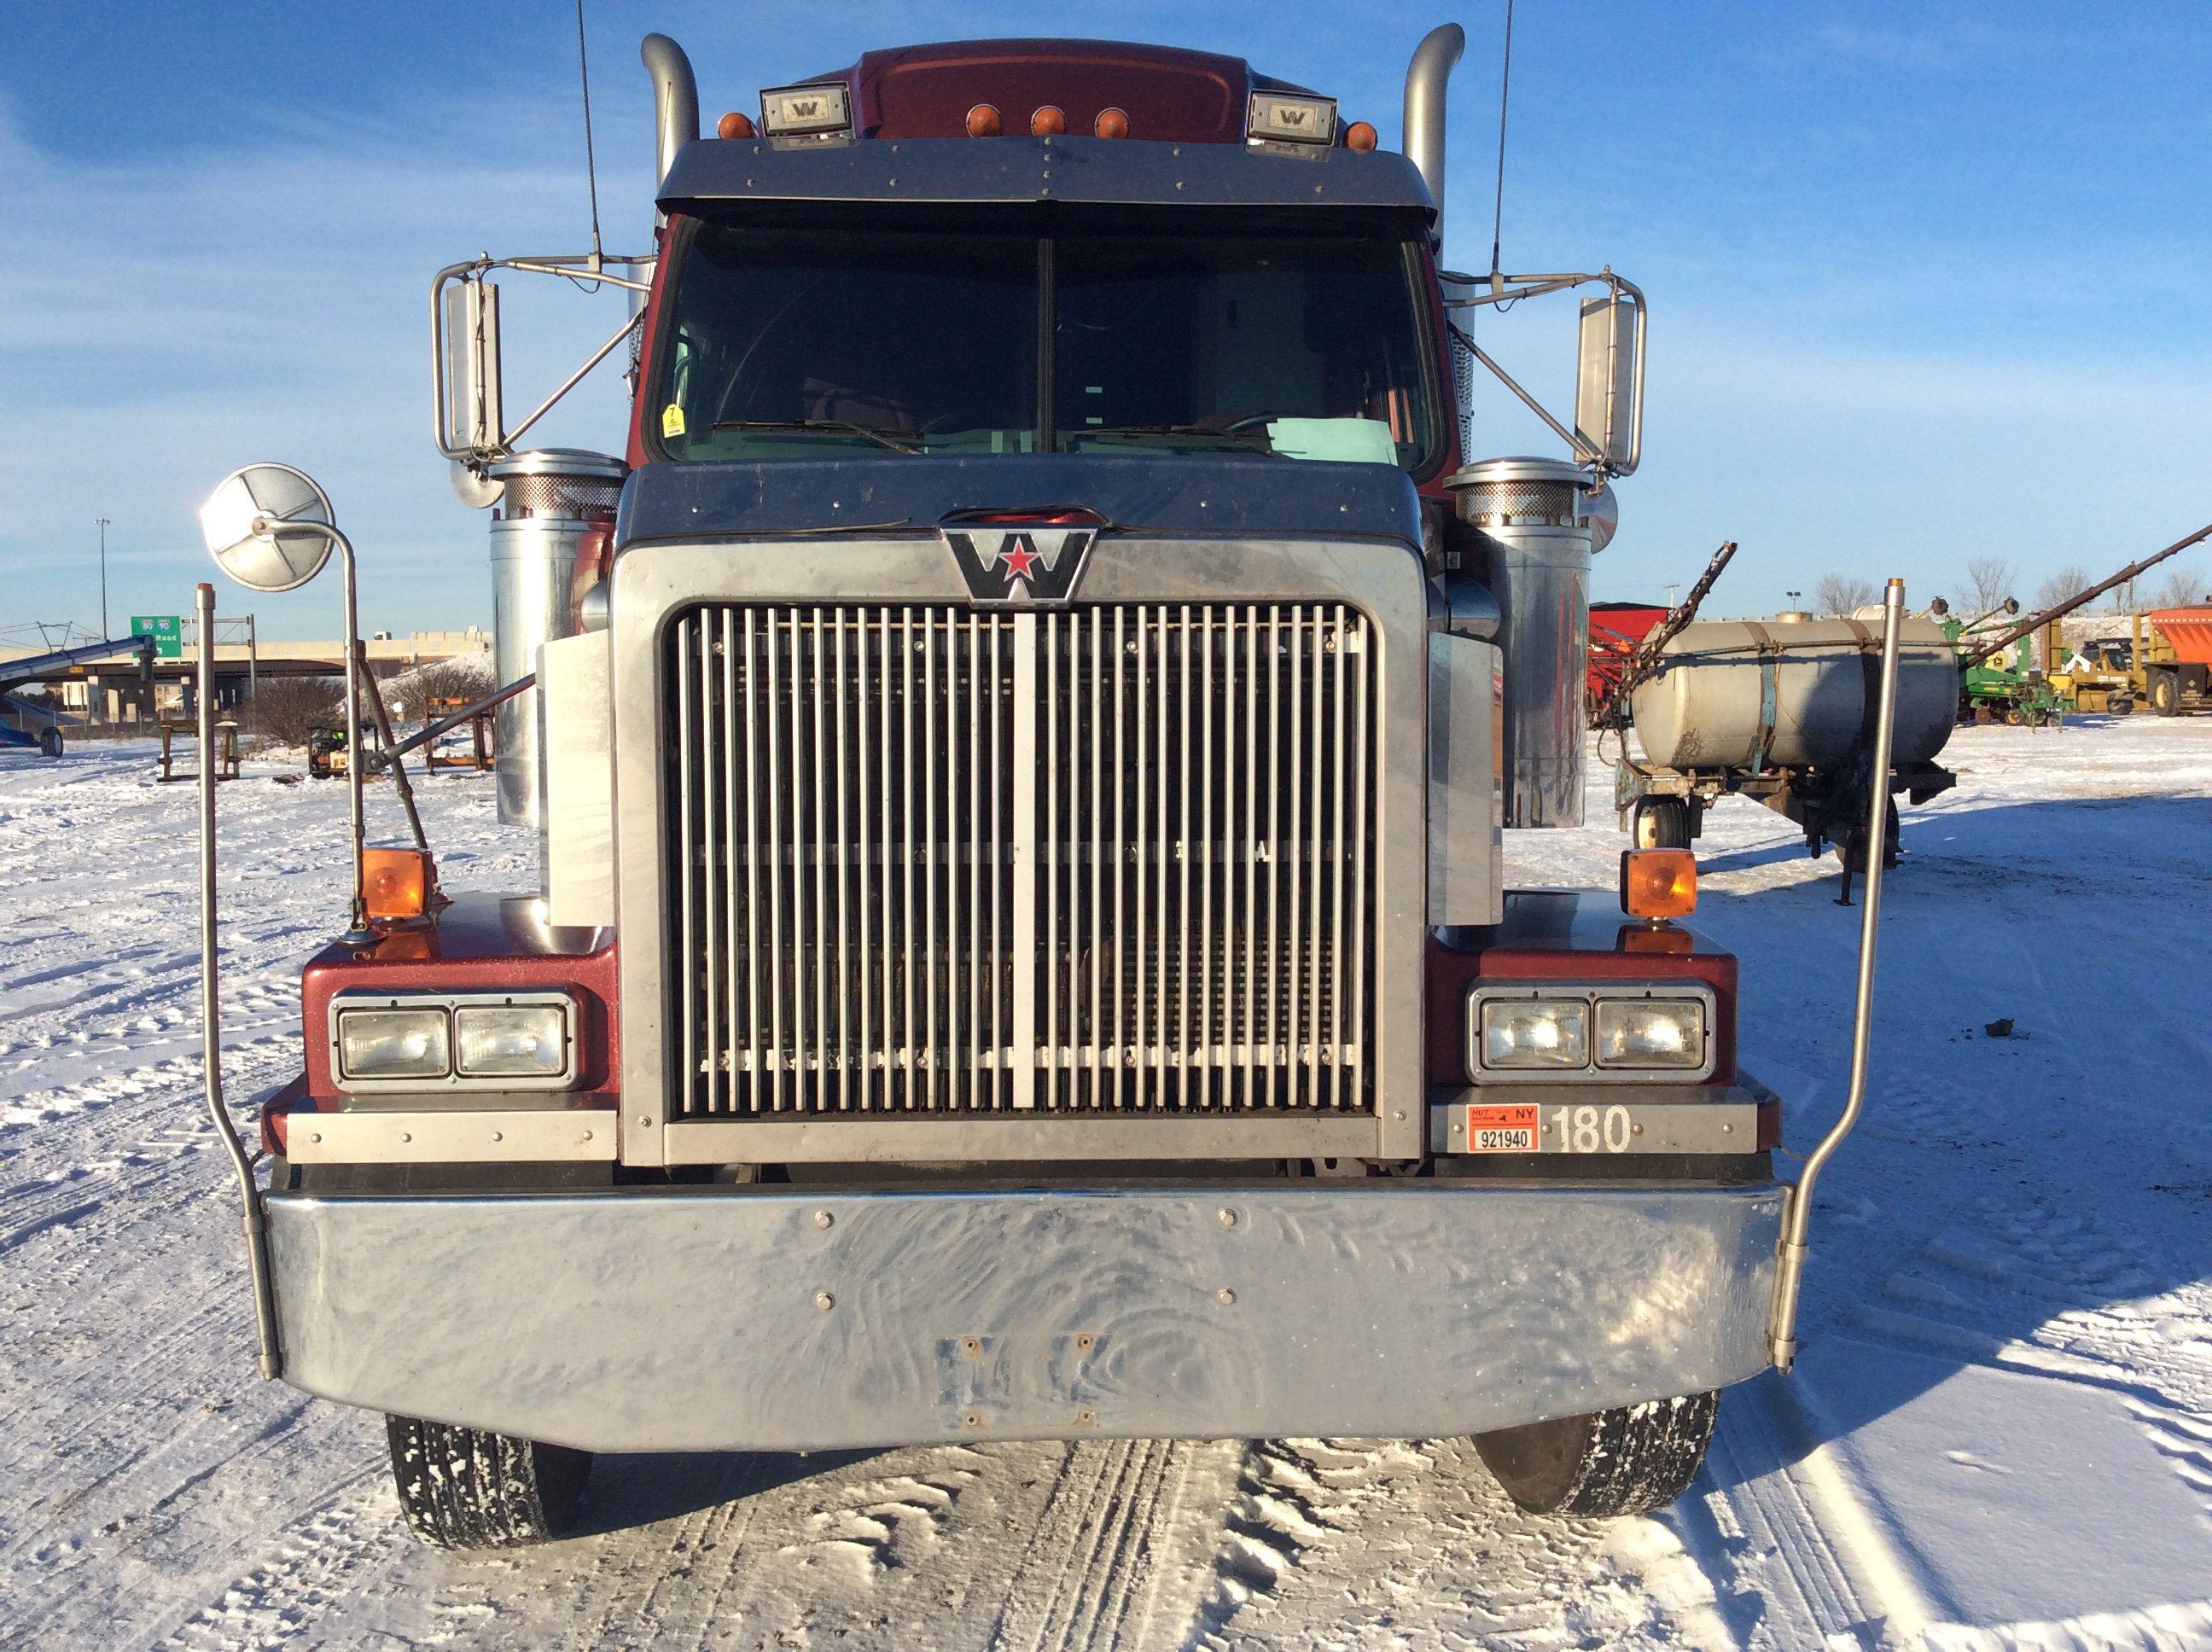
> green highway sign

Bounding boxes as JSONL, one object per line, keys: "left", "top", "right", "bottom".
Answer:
{"left": 131, "top": 614, "right": 183, "bottom": 660}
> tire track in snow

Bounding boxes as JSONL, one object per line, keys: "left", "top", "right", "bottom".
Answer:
{"left": 987, "top": 1437, "right": 1212, "bottom": 1652}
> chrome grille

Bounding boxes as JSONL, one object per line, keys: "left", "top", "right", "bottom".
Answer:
{"left": 665, "top": 603, "right": 1376, "bottom": 1119}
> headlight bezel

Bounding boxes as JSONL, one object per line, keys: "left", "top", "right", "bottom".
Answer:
{"left": 328, "top": 990, "right": 578, "bottom": 1093}
{"left": 1466, "top": 982, "right": 1715, "bottom": 1084}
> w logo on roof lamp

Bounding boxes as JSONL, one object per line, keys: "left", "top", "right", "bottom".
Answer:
{"left": 940, "top": 521, "right": 1099, "bottom": 604}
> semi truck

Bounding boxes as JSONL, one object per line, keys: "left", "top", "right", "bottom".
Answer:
{"left": 187, "top": 26, "right": 1892, "bottom": 1551}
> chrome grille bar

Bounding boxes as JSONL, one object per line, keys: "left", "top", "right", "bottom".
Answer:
{"left": 666, "top": 603, "right": 1375, "bottom": 1120}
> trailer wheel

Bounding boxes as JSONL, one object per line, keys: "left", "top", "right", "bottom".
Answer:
{"left": 385, "top": 1414, "right": 591, "bottom": 1550}
{"left": 1629, "top": 797, "right": 1692, "bottom": 850}
{"left": 38, "top": 728, "right": 63, "bottom": 758}
{"left": 1474, "top": 1390, "right": 1719, "bottom": 1519}
{"left": 2152, "top": 673, "right": 2180, "bottom": 717}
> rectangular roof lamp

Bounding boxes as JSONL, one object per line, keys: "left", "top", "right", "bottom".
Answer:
{"left": 760, "top": 82, "right": 853, "bottom": 147}
{"left": 1247, "top": 90, "right": 1337, "bottom": 154}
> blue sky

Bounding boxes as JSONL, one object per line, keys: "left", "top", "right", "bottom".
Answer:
{"left": 4, "top": 2, "right": 2209, "bottom": 638}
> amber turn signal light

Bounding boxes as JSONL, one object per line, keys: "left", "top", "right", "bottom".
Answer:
{"left": 717, "top": 110, "right": 755, "bottom": 140}
{"left": 1344, "top": 119, "right": 1378, "bottom": 151}
{"left": 1094, "top": 107, "right": 1129, "bottom": 139}
{"left": 1619, "top": 849, "right": 1697, "bottom": 920}
{"left": 1031, "top": 104, "right": 1066, "bottom": 136}
{"left": 965, "top": 102, "right": 1001, "bottom": 137}
{"left": 363, "top": 846, "right": 434, "bottom": 921}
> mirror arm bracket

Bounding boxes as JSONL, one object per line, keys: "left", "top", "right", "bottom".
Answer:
{"left": 1451, "top": 324, "right": 1609, "bottom": 470}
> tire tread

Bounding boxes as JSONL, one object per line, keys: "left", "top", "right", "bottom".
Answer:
{"left": 386, "top": 1414, "right": 590, "bottom": 1550}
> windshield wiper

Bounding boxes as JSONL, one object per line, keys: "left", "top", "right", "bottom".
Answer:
{"left": 709, "top": 417, "right": 921, "bottom": 455}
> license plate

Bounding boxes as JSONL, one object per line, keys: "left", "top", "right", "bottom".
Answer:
{"left": 1465, "top": 1102, "right": 1540, "bottom": 1153}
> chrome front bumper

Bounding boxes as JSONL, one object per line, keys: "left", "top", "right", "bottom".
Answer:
{"left": 264, "top": 1180, "right": 1784, "bottom": 1454}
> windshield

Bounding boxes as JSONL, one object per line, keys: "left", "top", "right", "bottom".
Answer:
{"left": 653, "top": 217, "right": 1439, "bottom": 471}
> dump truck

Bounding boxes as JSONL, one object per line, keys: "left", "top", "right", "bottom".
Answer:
{"left": 2046, "top": 607, "right": 2212, "bottom": 716}
{"left": 182, "top": 26, "right": 1896, "bottom": 1552}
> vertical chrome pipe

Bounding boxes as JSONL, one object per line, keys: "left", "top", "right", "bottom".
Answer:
{"left": 1771, "top": 577, "right": 1906, "bottom": 1370}
{"left": 195, "top": 582, "right": 282, "bottom": 1380}
{"left": 1402, "top": 23, "right": 1465, "bottom": 241}
{"left": 640, "top": 33, "right": 699, "bottom": 192}
{"left": 335, "top": 532, "right": 371, "bottom": 943}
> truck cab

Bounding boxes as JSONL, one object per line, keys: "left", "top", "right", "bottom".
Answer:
{"left": 211, "top": 26, "right": 1805, "bottom": 1550}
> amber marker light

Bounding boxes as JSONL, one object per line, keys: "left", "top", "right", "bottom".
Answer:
{"left": 1345, "top": 120, "right": 1378, "bottom": 151}
{"left": 1031, "top": 104, "right": 1066, "bottom": 136}
{"left": 1619, "top": 849, "right": 1697, "bottom": 920}
{"left": 717, "top": 110, "right": 755, "bottom": 139}
{"left": 1094, "top": 107, "right": 1130, "bottom": 139}
{"left": 363, "top": 846, "right": 433, "bottom": 922}
{"left": 965, "top": 102, "right": 1002, "bottom": 137}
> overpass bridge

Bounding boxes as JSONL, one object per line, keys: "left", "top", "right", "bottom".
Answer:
{"left": 0, "top": 629, "right": 492, "bottom": 724}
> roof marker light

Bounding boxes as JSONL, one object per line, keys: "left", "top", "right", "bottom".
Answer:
{"left": 1345, "top": 119, "right": 1378, "bottom": 151}
{"left": 759, "top": 81, "right": 853, "bottom": 145}
{"left": 1031, "top": 104, "right": 1066, "bottom": 136}
{"left": 966, "top": 102, "right": 1002, "bottom": 137}
{"left": 1248, "top": 90, "right": 1337, "bottom": 150}
{"left": 717, "top": 110, "right": 754, "bottom": 140}
{"left": 1094, "top": 107, "right": 1129, "bottom": 139}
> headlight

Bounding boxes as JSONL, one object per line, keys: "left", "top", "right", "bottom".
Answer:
{"left": 1468, "top": 983, "right": 1719, "bottom": 1082}
{"left": 1478, "top": 1000, "right": 1591, "bottom": 1070}
{"left": 454, "top": 1004, "right": 570, "bottom": 1079}
{"left": 1595, "top": 998, "right": 1707, "bottom": 1069}
{"left": 335, "top": 1007, "right": 451, "bottom": 1080}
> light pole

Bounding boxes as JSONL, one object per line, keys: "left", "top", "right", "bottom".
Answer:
{"left": 96, "top": 517, "right": 111, "bottom": 639}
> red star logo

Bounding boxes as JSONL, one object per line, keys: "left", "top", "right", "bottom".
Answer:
{"left": 998, "top": 541, "right": 1038, "bottom": 583}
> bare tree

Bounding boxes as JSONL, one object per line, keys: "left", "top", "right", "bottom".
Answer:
{"left": 2034, "top": 563, "right": 2092, "bottom": 613}
{"left": 1813, "top": 573, "right": 1877, "bottom": 616}
{"left": 2149, "top": 564, "right": 2208, "bottom": 609}
{"left": 244, "top": 677, "right": 342, "bottom": 747}
{"left": 389, "top": 656, "right": 495, "bottom": 724}
{"left": 1965, "top": 555, "right": 2017, "bottom": 612}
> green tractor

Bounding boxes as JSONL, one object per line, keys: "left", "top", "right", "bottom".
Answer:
{"left": 1942, "top": 607, "right": 2064, "bottom": 726}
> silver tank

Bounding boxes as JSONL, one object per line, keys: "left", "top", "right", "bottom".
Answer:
{"left": 486, "top": 449, "right": 625, "bottom": 825}
{"left": 1447, "top": 457, "right": 1604, "bottom": 827}
{"left": 1631, "top": 613, "right": 1957, "bottom": 771}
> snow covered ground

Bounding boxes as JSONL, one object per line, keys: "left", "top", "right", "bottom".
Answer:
{"left": 2, "top": 718, "right": 2208, "bottom": 1650}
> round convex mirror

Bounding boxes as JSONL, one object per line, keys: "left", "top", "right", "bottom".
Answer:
{"left": 199, "top": 463, "right": 338, "bottom": 592}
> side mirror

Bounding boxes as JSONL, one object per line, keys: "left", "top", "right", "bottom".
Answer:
{"left": 1575, "top": 283, "right": 1645, "bottom": 478}
{"left": 437, "top": 273, "right": 504, "bottom": 459}
{"left": 199, "top": 463, "right": 338, "bottom": 591}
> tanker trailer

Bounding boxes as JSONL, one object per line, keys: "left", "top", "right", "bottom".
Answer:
{"left": 1615, "top": 610, "right": 1958, "bottom": 899}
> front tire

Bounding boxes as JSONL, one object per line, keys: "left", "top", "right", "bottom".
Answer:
{"left": 38, "top": 728, "right": 62, "bottom": 758}
{"left": 1474, "top": 1391, "right": 1719, "bottom": 1518}
{"left": 386, "top": 1414, "right": 591, "bottom": 1550}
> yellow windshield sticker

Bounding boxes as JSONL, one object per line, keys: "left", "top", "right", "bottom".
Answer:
{"left": 661, "top": 403, "right": 687, "bottom": 439}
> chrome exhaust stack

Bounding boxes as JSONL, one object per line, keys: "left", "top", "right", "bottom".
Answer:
{"left": 1403, "top": 23, "right": 1465, "bottom": 241}
{"left": 641, "top": 32, "right": 699, "bottom": 190}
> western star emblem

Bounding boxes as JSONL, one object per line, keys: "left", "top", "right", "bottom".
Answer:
{"left": 939, "top": 522, "right": 1098, "bottom": 603}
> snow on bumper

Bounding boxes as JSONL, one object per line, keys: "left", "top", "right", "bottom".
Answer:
{"left": 263, "top": 1181, "right": 1784, "bottom": 1453}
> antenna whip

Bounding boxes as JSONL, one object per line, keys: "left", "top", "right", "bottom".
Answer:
{"left": 576, "top": 0, "right": 604, "bottom": 275}
{"left": 1489, "top": 0, "right": 1515, "bottom": 282}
